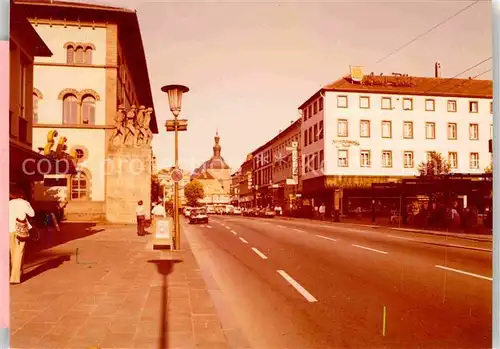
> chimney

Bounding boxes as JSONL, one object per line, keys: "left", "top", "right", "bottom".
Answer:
{"left": 435, "top": 62, "right": 441, "bottom": 78}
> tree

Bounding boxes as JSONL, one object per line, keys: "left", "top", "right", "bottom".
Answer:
{"left": 485, "top": 163, "right": 493, "bottom": 174}
{"left": 184, "top": 180, "right": 205, "bottom": 207}
{"left": 417, "top": 151, "right": 450, "bottom": 180}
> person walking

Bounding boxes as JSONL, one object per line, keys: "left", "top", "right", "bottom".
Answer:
{"left": 152, "top": 202, "right": 167, "bottom": 218}
{"left": 319, "top": 203, "right": 326, "bottom": 220}
{"left": 9, "top": 191, "right": 35, "bottom": 284}
{"left": 136, "top": 200, "right": 146, "bottom": 236}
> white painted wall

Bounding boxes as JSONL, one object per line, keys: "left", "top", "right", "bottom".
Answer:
{"left": 301, "top": 95, "right": 325, "bottom": 181}
{"left": 32, "top": 128, "right": 106, "bottom": 201}
{"left": 302, "top": 91, "right": 492, "bottom": 178}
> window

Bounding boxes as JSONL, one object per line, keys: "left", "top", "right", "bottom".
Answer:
{"left": 359, "top": 96, "right": 370, "bottom": 109}
{"left": 319, "top": 150, "right": 324, "bottom": 170}
{"left": 85, "top": 48, "right": 92, "bottom": 64}
{"left": 75, "top": 148, "right": 85, "bottom": 160}
{"left": 448, "top": 152, "right": 458, "bottom": 169}
{"left": 75, "top": 46, "right": 84, "bottom": 64}
{"left": 33, "top": 93, "right": 39, "bottom": 123}
{"left": 404, "top": 151, "right": 414, "bottom": 168}
{"left": 381, "top": 97, "right": 392, "bottom": 110}
{"left": 66, "top": 46, "right": 74, "bottom": 64}
{"left": 360, "top": 150, "right": 371, "bottom": 167}
{"left": 469, "top": 123, "right": 479, "bottom": 140}
{"left": 314, "top": 123, "right": 319, "bottom": 142}
{"left": 403, "top": 98, "right": 413, "bottom": 111}
{"left": 308, "top": 127, "right": 313, "bottom": 145}
{"left": 319, "top": 120, "right": 324, "bottom": 139}
{"left": 382, "top": 121, "right": 392, "bottom": 138}
{"left": 469, "top": 101, "right": 478, "bottom": 113}
{"left": 425, "top": 99, "right": 435, "bottom": 111}
{"left": 62, "top": 94, "right": 78, "bottom": 124}
{"left": 447, "top": 100, "right": 457, "bottom": 112}
{"left": 303, "top": 130, "right": 308, "bottom": 147}
{"left": 360, "top": 120, "right": 370, "bottom": 138}
{"left": 313, "top": 101, "right": 318, "bottom": 114}
{"left": 447, "top": 123, "right": 457, "bottom": 140}
{"left": 403, "top": 121, "right": 413, "bottom": 139}
{"left": 319, "top": 97, "right": 323, "bottom": 111}
{"left": 303, "top": 108, "right": 308, "bottom": 121}
{"left": 469, "top": 152, "right": 479, "bottom": 169}
{"left": 81, "top": 96, "right": 96, "bottom": 124}
{"left": 338, "top": 149, "right": 348, "bottom": 167}
{"left": 337, "top": 119, "right": 348, "bottom": 137}
{"left": 314, "top": 153, "right": 319, "bottom": 170}
{"left": 382, "top": 151, "right": 392, "bottom": 168}
{"left": 337, "top": 96, "right": 348, "bottom": 108}
{"left": 308, "top": 105, "right": 312, "bottom": 118}
{"left": 71, "top": 171, "right": 88, "bottom": 200}
{"left": 425, "top": 122, "right": 436, "bottom": 139}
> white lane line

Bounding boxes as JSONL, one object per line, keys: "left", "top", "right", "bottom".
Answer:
{"left": 442, "top": 243, "right": 492, "bottom": 252}
{"left": 293, "top": 228, "right": 306, "bottom": 233}
{"left": 277, "top": 225, "right": 286, "bottom": 228}
{"left": 277, "top": 270, "right": 318, "bottom": 303}
{"left": 251, "top": 247, "right": 268, "bottom": 259}
{"left": 225, "top": 226, "right": 232, "bottom": 230}
{"left": 316, "top": 234, "right": 337, "bottom": 242}
{"left": 352, "top": 244, "right": 388, "bottom": 255}
{"left": 230, "top": 230, "right": 238, "bottom": 235}
{"left": 206, "top": 225, "right": 212, "bottom": 229}
{"left": 239, "top": 237, "right": 248, "bottom": 244}
{"left": 435, "top": 265, "right": 492, "bottom": 281}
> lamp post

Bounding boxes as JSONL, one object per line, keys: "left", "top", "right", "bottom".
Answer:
{"left": 161, "top": 84, "right": 189, "bottom": 250}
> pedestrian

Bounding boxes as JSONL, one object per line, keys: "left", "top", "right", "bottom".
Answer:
{"left": 319, "top": 203, "right": 326, "bottom": 220}
{"left": 152, "top": 201, "right": 167, "bottom": 218}
{"left": 371, "top": 200, "right": 376, "bottom": 223}
{"left": 136, "top": 200, "right": 146, "bottom": 236}
{"left": 314, "top": 206, "right": 319, "bottom": 219}
{"left": 9, "top": 190, "right": 35, "bottom": 284}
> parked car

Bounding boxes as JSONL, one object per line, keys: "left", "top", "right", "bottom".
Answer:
{"left": 260, "top": 208, "right": 276, "bottom": 218}
{"left": 207, "top": 206, "right": 215, "bottom": 214}
{"left": 189, "top": 207, "right": 209, "bottom": 224}
{"left": 233, "top": 207, "right": 242, "bottom": 215}
{"left": 183, "top": 207, "right": 192, "bottom": 217}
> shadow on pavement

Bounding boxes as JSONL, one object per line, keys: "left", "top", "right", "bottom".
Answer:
{"left": 148, "top": 258, "right": 183, "bottom": 349}
{"left": 21, "top": 252, "right": 72, "bottom": 282}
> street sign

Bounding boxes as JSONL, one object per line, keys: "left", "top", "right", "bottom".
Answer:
{"left": 171, "top": 168, "right": 183, "bottom": 182}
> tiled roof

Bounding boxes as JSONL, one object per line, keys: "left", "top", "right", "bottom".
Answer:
{"left": 299, "top": 75, "right": 492, "bottom": 109}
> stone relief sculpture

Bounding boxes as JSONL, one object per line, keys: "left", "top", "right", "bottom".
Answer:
{"left": 109, "top": 104, "right": 154, "bottom": 147}
{"left": 141, "top": 107, "right": 153, "bottom": 146}
{"left": 109, "top": 105, "right": 126, "bottom": 145}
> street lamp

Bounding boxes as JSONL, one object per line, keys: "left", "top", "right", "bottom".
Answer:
{"left": 161, "top": 84, "right": 189, "bottom": 250}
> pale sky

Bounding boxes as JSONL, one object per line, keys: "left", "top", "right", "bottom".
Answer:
{"left": 95, "top": 0, "right": 491, "bottom": 172}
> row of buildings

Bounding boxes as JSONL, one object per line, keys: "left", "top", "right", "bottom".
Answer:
{"left": 230, "top": 64, "right": 493, "bottom": 216}
{"left": 9, "top": 0, "right": 158, "bottom": 221}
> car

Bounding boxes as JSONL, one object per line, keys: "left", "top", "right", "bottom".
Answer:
{"left": 183, "top": 207, "right": 192, "bottom": 218}
{"left": 233, "top": 208, "right": 242, "bottom": 215}
{"left": 260, "top": 209, "right": 276, "bottom": 218}
{"left": 189, "top": 207, "right": 209, "bottom": 224}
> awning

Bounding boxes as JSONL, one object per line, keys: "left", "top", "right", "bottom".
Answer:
{"left": 10, "top": 141, "right": 77, "bottom": 182}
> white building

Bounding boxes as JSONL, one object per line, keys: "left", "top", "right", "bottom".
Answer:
{"left": 21, "top": 0, "right": 158, "bottom": 221}
{"left": 299, "top": 65, "right": 492, "bottom": 212}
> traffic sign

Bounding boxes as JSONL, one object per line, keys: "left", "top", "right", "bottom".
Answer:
{"left": 171, "top": 168, "right": 183, "bottom": 182}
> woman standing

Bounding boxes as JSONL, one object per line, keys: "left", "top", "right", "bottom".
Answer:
{"left": 9, "top": 191, "right": 35, "bottom": 284}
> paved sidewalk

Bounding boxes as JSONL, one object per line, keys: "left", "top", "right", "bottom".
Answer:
{"left": 276, "top": 216, "right": 493, "bottom": 242}
{"left": 11, "top": 223, "right": 230, "bottom": 349}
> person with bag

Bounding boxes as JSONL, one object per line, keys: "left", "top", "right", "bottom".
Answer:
{"left": 9, "top": 191, "right": 35, "bottom": 284}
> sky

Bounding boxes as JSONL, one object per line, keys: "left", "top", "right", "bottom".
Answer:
{"left": 92, "top": 0, "right": 491, "bottom": 173}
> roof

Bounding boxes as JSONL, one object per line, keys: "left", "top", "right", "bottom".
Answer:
{"left": 17, "top": 0, "right": 158, "bottom": 133}
{"left": 299, "top": 74, "right": 493, "bottom": 109}
{"left": 251, "top": 118, "right": 301, "bottom": 156}
{"left": 191, "top": 157, "right": 231, "bottom": 180}
{"left": 11, "top": 1, "right": 52, "bottom": 57}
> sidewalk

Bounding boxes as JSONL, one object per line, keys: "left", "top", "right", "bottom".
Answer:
{"left": 276, "top": 216, "right": 493, "bottom": 242}
{"left": 11, "top": 223, "right": 230, "bottom": 349}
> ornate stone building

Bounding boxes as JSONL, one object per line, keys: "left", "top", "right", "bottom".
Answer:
{"left": 191, "top": 131, "right": 232, "bottom": 208}
{"left": 20, "top": 0, "right": 158, "bottom": 221}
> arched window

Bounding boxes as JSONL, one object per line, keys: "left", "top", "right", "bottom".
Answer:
{"left": 66, "top": 46, "right": 74, "bottom": 64}
{"left": 62, "top": 94, "right": 78, "bottom": 124}
{"left": 75, "top": 46, "right": 84, "bottom": 64}
{"left": 33, "top": 93, "right": 39, "bottom": 123}
{"left": 85, "top": 47, "right": 92, "bottom": 64}
{"left": 70, "top": 171, "right": 88, "bottom": 200}
{"left": 81, "top": 95, "right": 96, "bottom": 124}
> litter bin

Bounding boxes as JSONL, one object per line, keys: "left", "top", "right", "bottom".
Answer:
{"left": 152, "top": 217, "right": 174, "bottom": 249}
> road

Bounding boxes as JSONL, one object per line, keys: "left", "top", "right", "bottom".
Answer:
{"left": 182, "top": 215, "right": 492, "bottom": 349}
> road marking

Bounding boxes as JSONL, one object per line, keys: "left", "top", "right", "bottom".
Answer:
{"left": 441, "top": 243, "right": 492, "bottom": 252}
{"left": 316, "top": 234, "right": 337, "bottom": 242}
{"left": 225, "top": 226, "right": 232, "bottom": 230}
{"left": 277, "top": 270, "right": 318, "bottom": 303}
{"left": 352, "top": 244, "right": 388, "bottom": 255}
{"left": 293, "top": 228, "right": 306, "bottom": 233}
{"left": 435, "top": 265, "right": 492, "bottom": 281}
{"left": 277, "top": 225, "right": 286, "bottom": 228}
{"left": 382, "top": 306, "right": 387, "bottom": 336}
{"left": 206, "top": 225, "right": 212, "bottom": 229}
{"left": 239, "top": 237, "right": 248, "bottom": 244}
{"left": 231, "top": 230, "right": 238, "bottom": 235}
{"left": 251, "top": 248, "right": 268, "bottom": 259}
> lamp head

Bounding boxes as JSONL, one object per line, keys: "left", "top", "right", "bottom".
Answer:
{"left": 161, "top": 84, "right": 189, "bottom": 117}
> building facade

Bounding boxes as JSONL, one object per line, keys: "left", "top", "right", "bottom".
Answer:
{"left": 20, "top": 0, "right": 158, "bottom": 221}
{"left": 237, "top": 155, "right": 254, "bottom": 208}
{"left": 299, "top": 66, "right": 493, "bottom": 214}
{"left": 158, "top": 167, "right": 190, "bottom": 206}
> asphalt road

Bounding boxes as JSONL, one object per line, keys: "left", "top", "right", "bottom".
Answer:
{"left": 182, "top": 215, "right": 492, "bottom": 349}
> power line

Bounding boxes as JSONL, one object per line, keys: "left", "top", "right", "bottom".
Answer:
{"left": 375, "top": 0, "right": 481, "bottom": 64}
{"left": 473, "top": 68, "right": 492, "bottom": 78}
